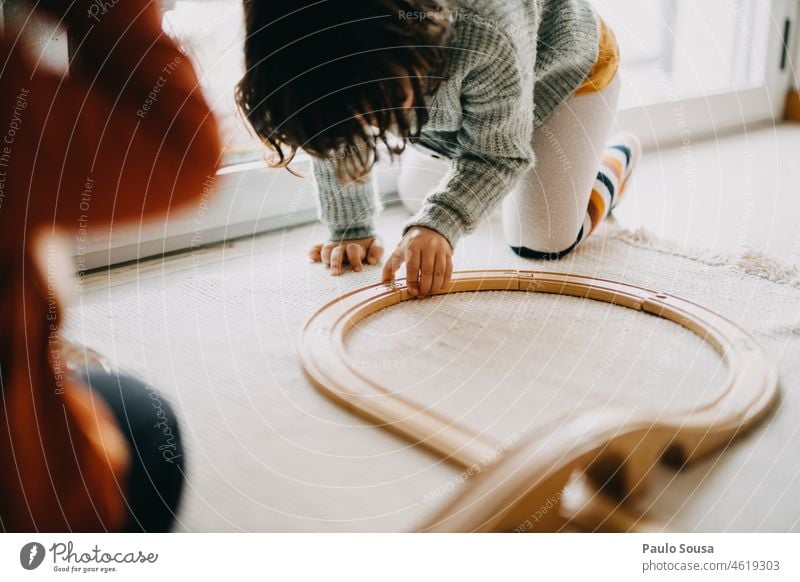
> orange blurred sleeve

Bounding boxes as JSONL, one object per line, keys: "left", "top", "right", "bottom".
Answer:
{"left": 3, "top": 0, "right": 221, "bottom": 232}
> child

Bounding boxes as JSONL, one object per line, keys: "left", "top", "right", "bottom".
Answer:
{"left": 237, "top": 0, "right": 639, "bottom": 297}
{"left": 0, "top": 0, "right": 220, "bottom": 530}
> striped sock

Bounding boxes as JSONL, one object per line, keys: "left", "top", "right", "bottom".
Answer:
{"left": 577, "top": 132, "right": 641, "bottom": 244}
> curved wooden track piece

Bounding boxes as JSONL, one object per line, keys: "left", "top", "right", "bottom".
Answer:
{"left": 298, "top": 270, "right": 778, "bottom": 531}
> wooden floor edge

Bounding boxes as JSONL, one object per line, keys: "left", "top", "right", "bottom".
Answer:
{"left": 785, "top": 89, "right": 800, "bottom": 122}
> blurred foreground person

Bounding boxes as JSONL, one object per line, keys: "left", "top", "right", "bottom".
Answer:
{"left": 0, "top": 0, "right": 220, "bottom": 531}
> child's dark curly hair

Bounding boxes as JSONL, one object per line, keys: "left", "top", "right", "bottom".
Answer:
{"left": 236, "top": 0, "right": 452, "bottom": 181}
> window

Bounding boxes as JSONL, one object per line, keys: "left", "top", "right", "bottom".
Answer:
{"left": 161, "top": 0, "right": 793, "bottom": 159}
{"left": 594, "top": 0, "right": 795, "bottom": 146}
{"left": 594, "top": 0, "right": 776, "bottom": 108}
{"left": 162, "top": 1, "right": 262, "bottom": 167}
{"left": 77, "top": 0, "right": 798, "bottom": 269}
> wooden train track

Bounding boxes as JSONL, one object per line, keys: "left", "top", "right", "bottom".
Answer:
{"left": 298, "top": 270, "right": 779, "bottom": 531}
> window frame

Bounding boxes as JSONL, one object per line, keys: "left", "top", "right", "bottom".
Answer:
{"left": 618, "top": 0, "right": 798, "bottom": 148}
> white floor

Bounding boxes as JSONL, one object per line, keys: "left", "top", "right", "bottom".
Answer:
{"left": 613, "top": 122, "right": 800, "bottom": 263}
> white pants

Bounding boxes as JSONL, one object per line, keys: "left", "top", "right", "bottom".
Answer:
{"left": 398, "top": 75, "right": 622, "bottom": 255}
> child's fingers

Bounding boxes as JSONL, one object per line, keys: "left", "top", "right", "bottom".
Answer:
{"left": 346, "top": 243, "right": 364, "bottom": 272}
{"left": 418, "top": 250, "right": 436, "bottom": 297}
{"left": 308, "top": 243, "right": 323, "bottom": 262}
{"left": 329, "top": 245, "right": 345, "bottom": 276}
{"left": 321, "top": 243, "right": 333, "bottom": 266}
{"left": 443, "top": 254, "right": 454, "bottom": 290}
{"left": 405, "top": 247, "right": 421, "bottom": 296}
{"left": 431, "top": 252, "right": 447, "bottom": 294}
{"left": 381, "top": 251, "right": 403, "bottom": 283}
{"left": 367, "top": 238, "right": 384, "bottom": 265}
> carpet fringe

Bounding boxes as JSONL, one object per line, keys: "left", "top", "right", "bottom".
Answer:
{"left": 607, "top": 226, "right": 800, "bottom": 289}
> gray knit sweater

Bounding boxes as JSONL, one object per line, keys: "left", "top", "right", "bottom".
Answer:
{"left": 313, "top": 0, "right": 600, "bottom": 247}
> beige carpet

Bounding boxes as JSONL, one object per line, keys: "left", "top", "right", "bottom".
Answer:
{"left": 64, "top": 208, "right": 800, "bottom": 532}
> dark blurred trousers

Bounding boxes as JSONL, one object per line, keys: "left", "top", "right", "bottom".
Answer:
{"left": 79, "top": 366, "right": 185, "bottom": 532}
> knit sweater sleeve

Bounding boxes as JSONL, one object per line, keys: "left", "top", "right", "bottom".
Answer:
{"left": 313, "top": 155, "right": 382, "bottom": 241}
{"left": 405, "top": 26, "right": 535, "bottom": 248}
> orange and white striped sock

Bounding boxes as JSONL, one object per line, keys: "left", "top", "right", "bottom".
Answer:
{"left": 578, "top": 132, "right": 641, "bottom": 243}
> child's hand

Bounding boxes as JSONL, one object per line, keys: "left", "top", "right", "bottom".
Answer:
{"left": 309, "top": 237, "right": 385, "bottom": 276}
{"left": 382, "top": 227, "right": 453, "bottom": 298}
